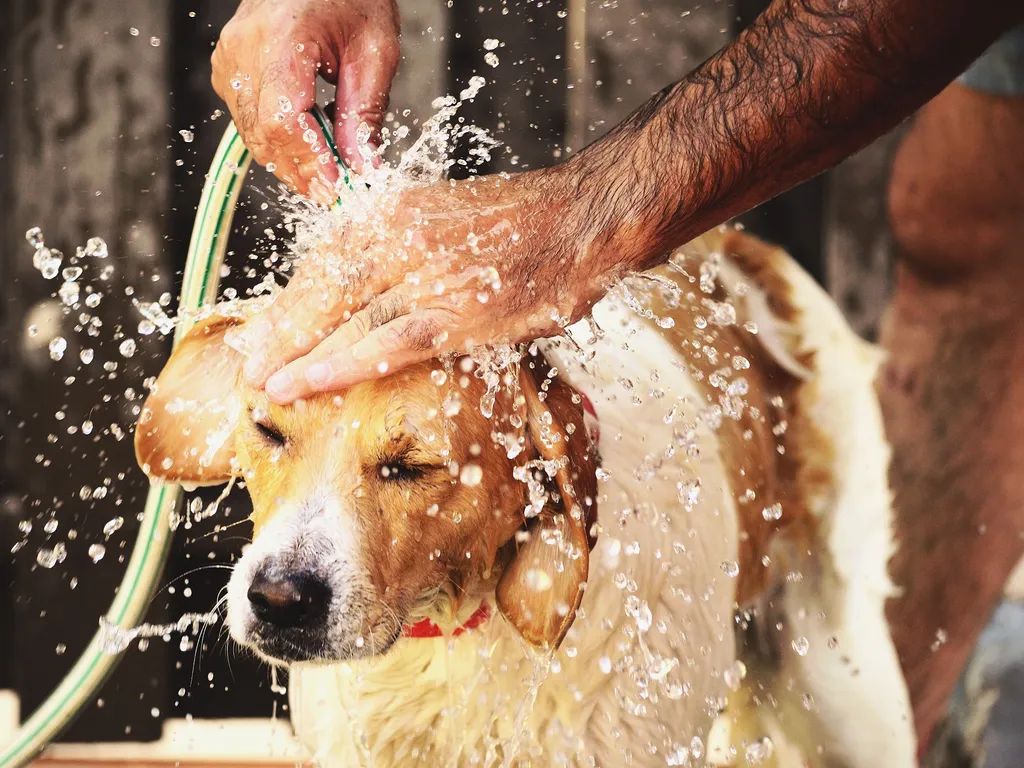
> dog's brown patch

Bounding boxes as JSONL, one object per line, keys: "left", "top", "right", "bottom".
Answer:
{"left": 640, "top": 229, "right": 828, "bottom": 603}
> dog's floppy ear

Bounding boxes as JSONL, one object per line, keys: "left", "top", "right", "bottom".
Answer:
{"left": 135, "top": 312, "right": 246, "bottom": 486}
{"left": 496, "top": 351, "right": 599, "bottom": 651}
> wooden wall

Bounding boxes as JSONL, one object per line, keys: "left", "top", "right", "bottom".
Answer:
{"left": 2, "top": 0, "right": 173, "bottom": 743}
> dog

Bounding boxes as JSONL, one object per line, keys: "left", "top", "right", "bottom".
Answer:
{"left": 135, "top": 228, "right": 916, "bottom": 767}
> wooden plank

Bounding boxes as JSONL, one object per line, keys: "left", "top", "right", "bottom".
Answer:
{"left": 446, "top": 0, "right": 569, "bottom": 174}
{"left": 572, "top": 0, "right": 730, "bottom": 147}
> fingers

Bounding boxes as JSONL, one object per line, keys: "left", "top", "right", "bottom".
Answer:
{"left": 334, "top": 29, "right": 401, "bottom": 173}
{"left": 264, "top": 296, "right": 450, "bottom": 404}
{"left": 212, "top": 16, "right": 338, "bottom": 201}
{"left": 240, "top": 275, "right": 345, "bottom": 387}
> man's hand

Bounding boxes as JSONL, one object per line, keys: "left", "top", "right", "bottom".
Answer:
{"left": 211, "top": 0, "right": 400, "bottom": 202}
{"left": 239, "top": 169, "right": 605, "bottom": 404}
{"left": 232, "top": 0, "right": 1020, "bottom": 402}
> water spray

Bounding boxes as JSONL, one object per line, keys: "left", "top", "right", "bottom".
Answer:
{"left": 0, "top": 107, "right": 346, "bottom": 768}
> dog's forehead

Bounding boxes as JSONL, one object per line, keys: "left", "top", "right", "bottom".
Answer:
{"left": 242, "top": 360, "right": 494, "bottom": 438}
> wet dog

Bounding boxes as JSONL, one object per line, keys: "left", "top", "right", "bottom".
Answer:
{"left": 136, "top": 228, "right": 916, "bottom": 767}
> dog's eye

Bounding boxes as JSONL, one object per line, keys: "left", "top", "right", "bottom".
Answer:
{"left": 378, "top": 460, "right": 424, "bottom": 483}
{"left": 255, "top": 420, "right": 286, "bottom": 447}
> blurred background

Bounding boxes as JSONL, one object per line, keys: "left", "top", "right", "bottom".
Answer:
{"left": 0, "top": 0, "right": 902, "bottom": 759}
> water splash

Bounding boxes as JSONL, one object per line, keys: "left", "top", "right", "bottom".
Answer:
{"left": 98, "top": 611, "right": 220, "bottom": 655}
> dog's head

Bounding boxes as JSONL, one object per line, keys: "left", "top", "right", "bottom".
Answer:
{"left": 135, "top": 311, "right": 598, "bottom": 663}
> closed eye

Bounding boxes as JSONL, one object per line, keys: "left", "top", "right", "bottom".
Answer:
{"left": 377, "top": 454, "right": 446, "bottom": 484}
{"left": 254, "top": 420, "right": 286, "bottom": 447}
{"left": 378, "top": 459, "right": 426, "bottom": 483}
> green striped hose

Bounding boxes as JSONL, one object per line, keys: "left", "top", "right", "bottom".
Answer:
{"left": 0, "top": 106, "right": 346, "bottom": 768}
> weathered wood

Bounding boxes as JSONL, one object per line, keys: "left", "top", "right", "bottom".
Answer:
{"left": 3, "top": 0, "right": 172, "bottom": 743}
{"left": 575, "top": 0, "right": 728, "bottom": 145}
{"left": 447, "top": 0, "right": 569, "bottom": 174}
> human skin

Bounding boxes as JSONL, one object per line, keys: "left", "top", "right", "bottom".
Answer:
{"left": 882, "top": 81, "right": 1024, "bottom": 756}
{"left": 211, "top": 0, "right": 400, "bottom": 203}
{"left": 214, "top": 0, "right": 1024, "bottom": 402}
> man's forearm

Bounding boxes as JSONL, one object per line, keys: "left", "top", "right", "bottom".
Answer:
{"left": 568, "top": 0, "right": 1024, "bottom": 276}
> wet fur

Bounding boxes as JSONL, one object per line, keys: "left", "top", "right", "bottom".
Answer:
{"left": 136, "top": 228, "right": 916, "bottom": 767}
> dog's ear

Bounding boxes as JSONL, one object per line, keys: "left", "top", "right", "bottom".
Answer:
{"left": 135, "top": 312, "right": 246, "bottom": 486}
{"left": 496, "top": 351, "right": 599, "bottom": 651}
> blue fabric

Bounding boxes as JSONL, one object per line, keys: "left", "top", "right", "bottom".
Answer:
{"left": 945, "top": 600, "right": 1024, "bottom": 768}
{"left": 958, "top": 26, "right": 1024, "bottom": 96}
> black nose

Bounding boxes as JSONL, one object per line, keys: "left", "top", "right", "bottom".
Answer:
{"left": 247, "top": 569, "right": 331, "bottom": 629}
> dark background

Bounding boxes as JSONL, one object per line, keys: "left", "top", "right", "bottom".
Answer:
{"left": 0, "top": 0, "right": 889, "bottom": 745}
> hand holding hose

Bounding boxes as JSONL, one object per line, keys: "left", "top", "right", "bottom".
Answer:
{"left": 212, "top": 0, "right": 400, "bottom": 202}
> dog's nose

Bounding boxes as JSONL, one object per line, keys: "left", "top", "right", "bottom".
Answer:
{"left": 247, "top": 569, "right": 331, "bottom": 629}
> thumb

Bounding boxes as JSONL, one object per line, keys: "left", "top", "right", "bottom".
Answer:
{"left": 334, "top": 31, "right": 400, "bottom": 173}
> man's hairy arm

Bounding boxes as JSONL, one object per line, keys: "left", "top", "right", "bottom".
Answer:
{"left": 570, "top": 0, "right": 1024, "bottom": 278}
{"left": 245, "top": 0, "right": 1024, "bottom": 400}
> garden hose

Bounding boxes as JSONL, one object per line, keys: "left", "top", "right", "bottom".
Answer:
{"left": 0, "top": 106, "right": 346, "bottom": 768}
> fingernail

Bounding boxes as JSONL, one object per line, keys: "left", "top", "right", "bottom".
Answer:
{"left": 265, "top": 371, "right": 295, "bottom": 401}
{"left": 305, "top": 363, "right": 330, "bottom": 387}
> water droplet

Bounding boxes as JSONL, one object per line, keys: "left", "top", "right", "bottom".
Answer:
{"left": 376, "top": 360, "right": 389, "bottom": 374}
{"left": 33, "top": 247, "right": 63, "bottom": 279}
{"left": 89, "top": 543, "right": 106, "bottom": 563}
{"left": 129, "top": 27, "right": 139, "bottom": 36}
{"left": 689, "top": 736, "right": 704, "bottom": 760}
{"left": 524, "top": 568, "right": 552, "bottom": 592}
{"left": 36, "top": 543, "right": 67, "bottom": 569}
{"left": 119, "top": 339, "right": 137, "bottom": 358}
{"left": 598, "top": 656, "right": 612, "bottom": 674}
{"left": 483, "top": 38, "right": 500, "bottom": 50}
{"left": 704, "top": 299, "right": 737, "bottom": 326}
{"left": 792, "top": 636, "right": 810, "bottom": 656}
{"left": 103, "top": 516, "right": 124, "bottom": 538}
{"left": 430, "top": 369, "right": 447, "bottom": 386}
{"left": 635, "top": 601, "right": 653, "bottom": 632}
{"left": 84, "top": 237, "right": 108, "bottom": 259}
{"left": 58, "top": 280, "right": 80, "bottom": 306}
{"left": 721, "top": 560, "right": 739, "bottom": 578}
{"left": 724, "top": 659, "right": 747, "bottom": 690}
{"left": 761, "top": 503, "right": 783, "bottom": 521}
{"left": 149, "top": 36, "right": 161, "bottom": 46}
{"left": 178, "top": 129, "right": 194, "bottom": 143}
{"left": 55, "top": 643, "right": 66, "bottom": 655}
{"left": 484, "top": 52, "right": 499, "bottom": 68}
{"left": 459, "top": 463, "right": 483, "bottom": 487}
{"left": 745, "top": 737, "right": 774, "bottom": 764}
{"left": 49, "top": 337, "right": 67, "bottom": 361}
{"left": 25, "top": 227, "right": 44, "bottom": 249}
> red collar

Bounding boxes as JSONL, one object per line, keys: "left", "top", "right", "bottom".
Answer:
{"left": 579, "top": 391, "right": 599, "bottom": 445}
{"left": 400, "top": 391, "right": 598, "bottom": 641}
{"left": 401, "top": 602, "right": 492, "bottom": 639}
